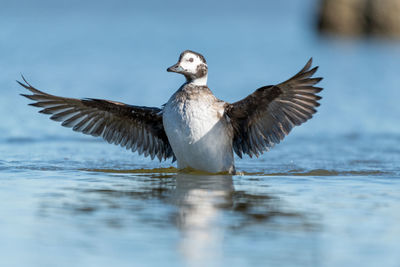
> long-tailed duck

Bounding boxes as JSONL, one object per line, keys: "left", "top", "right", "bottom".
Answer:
{"left": 20, "top": 50, "right": 323, "bottom": 174}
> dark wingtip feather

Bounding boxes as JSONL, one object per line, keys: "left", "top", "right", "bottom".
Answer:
{"left": 17, "top": 76, "right": 49, "bottom": 97}
{"left": 17, "top": 74, "right": 33, "bottom": 89}
{"left": 17, "top": 80, "right": 30, "bottom": 89}
{"left": 307, "top": 57, "right": 313, "bottom": 66}
{"left": 21, "top": 74, "right": 33, "bottom": 87}
{"left": 312, "top": 86, "right": 323, "bottom": 93}
{"left": 306, "top": 66, "right": 319, "bottom": 77}
{"left": 20, "top": 93, "right": 37, "bottom": 101}
{"left": 301, "top": 58, "right": 313, "bottom": 73}
{"left": 28, "top": 103, "right": 42, "bottom": 107}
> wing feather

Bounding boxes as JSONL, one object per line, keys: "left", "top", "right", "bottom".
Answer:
{"left": 225, "top": 58, "right": 323, "bottom": 158}
{"left": 19, "top": 78, "right": 175, "bottom": 161}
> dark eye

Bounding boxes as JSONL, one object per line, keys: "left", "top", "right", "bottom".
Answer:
{"left": 189, "top": 58, "right": 194, "bottom": 62}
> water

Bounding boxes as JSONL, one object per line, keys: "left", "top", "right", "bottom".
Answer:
{"left": 1, "top": 0, "right": 400, "bottom": 266}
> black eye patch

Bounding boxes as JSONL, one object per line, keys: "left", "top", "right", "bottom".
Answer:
{"left": 189, "top": 58, "right": 194, "bottom": 62}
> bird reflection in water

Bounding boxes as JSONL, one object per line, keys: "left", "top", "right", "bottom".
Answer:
{"left": 171, "top": 173, "right": 234, "bottom": 266}
{"left": 45, "top": 170, "right": 311, "bottom": 265}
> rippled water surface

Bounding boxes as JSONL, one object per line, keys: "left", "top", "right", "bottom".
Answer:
{"left": 1, "top": 0, "right": 400, "bottom": 266}
{"left": 1, "top": 136, "right": 399, "bottom": 267}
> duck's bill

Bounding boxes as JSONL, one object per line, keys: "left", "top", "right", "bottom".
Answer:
{"left": 167, "top": 63, "right": 184, "bottom": 73}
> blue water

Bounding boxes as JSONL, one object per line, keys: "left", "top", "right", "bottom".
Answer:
{"left": 1, "top": 0, "right": 400, "bottom": 266}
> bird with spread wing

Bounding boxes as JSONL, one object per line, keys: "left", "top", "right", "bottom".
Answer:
{"left": 20, "top": 50, "right": 322, "bottom": 174}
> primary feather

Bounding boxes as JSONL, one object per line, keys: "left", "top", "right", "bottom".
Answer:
{"left": 19, "top": 76, "right": 175, "bottom": 161}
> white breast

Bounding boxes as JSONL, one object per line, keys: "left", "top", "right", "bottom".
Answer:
{"left": 163, "top": 90, "right": 234, "bottom": 173}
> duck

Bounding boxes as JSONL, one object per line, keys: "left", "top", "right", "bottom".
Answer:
{"left": 20, "top": 50, "right": 323, "bottom": 174}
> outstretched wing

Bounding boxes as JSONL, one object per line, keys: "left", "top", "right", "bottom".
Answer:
{"left": 19, "top": 77, "right": 175, "bottom": 161}
{"left": 225, "top": 58, "right": 323, "bottom": 158}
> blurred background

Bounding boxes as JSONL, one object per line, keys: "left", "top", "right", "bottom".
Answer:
{"left": 1, "top": 1, "right": 400, "bottom": 267}
{"left": 1, "top": 0, "right": 399, "bottom": 137}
